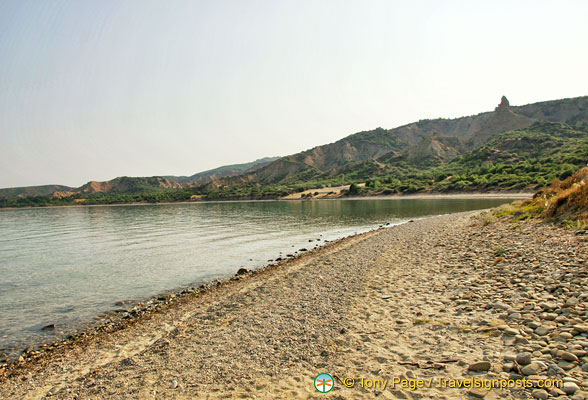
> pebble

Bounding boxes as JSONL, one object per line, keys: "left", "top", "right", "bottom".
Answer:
{"left": 468, "top": 361, "right": 491, "bottom": 372}
{"left": 467, "top": 388, "right": 489, "bottom": 398}
{"left": 516, "top": 352, "right": 532, "bottom": 365}
{"left": 562, "top": 382, "right": 579, "bottom": 395}
{"left": 169, "top": 380, "right": 178, "bottom": 389}
{"left": 508, "top": 312, "right": 522, "bottom": 320}
{"left": 492, "top": 302, "right": 510, "bottom": 310}
{"left": 532, "top": 389, "right": 549, "bottom": 400}
{"left": 521, "top": 362, "right": 542, "bottom": 376}
{"left": 41, "top": 324, "right": 56, "bottom": 331}
{"left": 560, "top": 351, "right": 579, "bottom": 362}
{"left": 528, "top": 321, "right": 541, "bottom": 329}
{"left": 566, "top": 297, "right": 579, "bottom": 306}
{"left": 504, "top": 328, "right": 519, "bottom": 336}
{"left": 535, "top": 326, "right": 550, "bottom": 336}
{"left": 550, "top": 387, "right": 566, "bottom": 396}
{"left": 559, "top": 332, "right": 573, "bottom": 340}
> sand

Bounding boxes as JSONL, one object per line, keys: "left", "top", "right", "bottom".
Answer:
{"left": 0, "top": 210, "right": 587, "bottom": 399}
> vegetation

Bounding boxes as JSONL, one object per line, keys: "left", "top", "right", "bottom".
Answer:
{"left": 0, "top": 188, "right": 195, "bottom": 208}
{"left": 247, "top": 122, "right": 588, "bottom": 197}
{"left": 490, "top": 166, "right": 588, "bottom": 229}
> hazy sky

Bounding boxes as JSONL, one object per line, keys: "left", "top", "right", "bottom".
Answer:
{"left": 1, "top": 0, "right": 587, "bottom": 188}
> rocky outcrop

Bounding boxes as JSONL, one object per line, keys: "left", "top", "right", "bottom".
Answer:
{"left": 495, "top": 95, "right": 511, "bottom": 111}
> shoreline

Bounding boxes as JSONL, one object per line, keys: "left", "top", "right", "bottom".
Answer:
{"left": 336, "top": 192, "right": 532, "bottom": 200}
{"left": 0, "top": 222, "right": 387, "bottom": 367}
{"left": 0, "top": 197, "right": 516, "bottom": 363}
{"left": 0, "top": 191, "right": 531, "bottom": 211}
{"left": 0, "top": 216, "right": 395, "bottom": 362}
{"left": 2, "top": 209, "right": 586, "bottom": 399}
{"left": 0, "top": 221, "right": 401, "bottom": 399}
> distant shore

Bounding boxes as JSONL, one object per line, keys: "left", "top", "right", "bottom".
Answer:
{"left": 1, "top": 209, "right": 586, "bottom": 399}
{"left": 0, "top": 191, "right": 532, "bottom": 210}
{"left": 337, "top": 192, "right": 532, "bottom": 201}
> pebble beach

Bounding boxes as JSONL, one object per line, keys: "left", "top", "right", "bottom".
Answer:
{"left": 0, "top": 210, "right": 587, "bottom": 399}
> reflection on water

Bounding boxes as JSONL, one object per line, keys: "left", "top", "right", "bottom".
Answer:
{"left": 0, "top": 198, "right": 514, "bottom": 353}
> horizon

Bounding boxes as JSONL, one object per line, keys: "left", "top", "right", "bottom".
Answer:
{"left": 1, "top": 1, "right": 588, "bottom": 188}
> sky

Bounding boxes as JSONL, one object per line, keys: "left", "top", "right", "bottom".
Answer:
{"left": 1, "top": 0, "right": 588, "bottom": 188}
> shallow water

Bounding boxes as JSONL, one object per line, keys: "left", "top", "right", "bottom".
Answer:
{"left": 0, "top": 198, "right": 515, "bottom": 354}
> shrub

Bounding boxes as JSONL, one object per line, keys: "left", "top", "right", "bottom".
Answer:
{"left": 348, "top": 183, "right": 360, "bottom": 195}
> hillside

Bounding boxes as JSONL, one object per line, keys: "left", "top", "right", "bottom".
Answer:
{"left": 366, "top": 122, "right": 588, "bottom": 193}
{"left": 513, "top": 95, "right": 588, "bottom": 126}
{"left": 79, "top": 177, "right": 182, "bottom": 194}
{"left": 189, "top": 121, "right": 588, "bottom": 201}
{"left": 168, "top": 156, "right": 280, "bottom": 185}
{"left": 455, "top": 122, "right": 588, "bottom": 168}
{"left": 0, "top": 157, "right": 279, "bottom": 199}
{"left": 229, "top": 95, "right": 587, "bottom": 186}
{"left": 0, "top": 184, "right": 74, "bottom": 198}
{"left": 379, "top": 135, "right": 464, "bottom": 166}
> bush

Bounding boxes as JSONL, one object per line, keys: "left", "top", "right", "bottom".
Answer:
{"left": 348, "top": 183, "right": 360, "bottom": 195}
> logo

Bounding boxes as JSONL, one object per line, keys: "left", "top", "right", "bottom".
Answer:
{"left": 314, "top": 373, "right": 334, "bottom": 393}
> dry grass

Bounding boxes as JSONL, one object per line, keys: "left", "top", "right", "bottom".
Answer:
{"left": 537, "top": 166, "right": 588, "bottom": 225}
{"left": 492, "top": 166, "right": 588, "bottom": 229}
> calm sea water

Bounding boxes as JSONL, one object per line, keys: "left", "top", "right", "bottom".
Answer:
{"left": 0, "top": 198, "right": 515, "bottom": 355}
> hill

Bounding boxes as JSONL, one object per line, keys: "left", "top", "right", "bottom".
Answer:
{"left": 409, "top": 121, "right": 588, "bottom": 192}
{"left": 228, "top": 95, "right": 587, "bottom": 186}
{"left": 167, "top": 157, "right": 280, "bottom": 185}
{"left": 201, "top": 121, "right": 587, "bottom": 199}
{"left": 79, "top": 177, "right": 182, "bottom": 194}
{"left": 513, "top": 95, "right": 588, "bottom": 126}
{"left": 0, "top": 184, "right": 74, "bottom": 198}
{"left": 0, "top": 157, "right": 279, "bottom": 200}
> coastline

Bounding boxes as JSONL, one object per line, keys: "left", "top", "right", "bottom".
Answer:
{"left": 0, "top": 222, "right": 390, "bottom": 398}
{"left": 0, "top": 197, "right": 516, "bottom": 364}
{"left": 336, "top": 192, "right": 532, "bottom": 201}
{"left": 0, "top": 223, "right": 387, "bottom": 366}
{"left": 0, "top": 191, "right": 532, "bottom": 211}
{"left": 2, "top": 209, "right": 586, "bottom": 399}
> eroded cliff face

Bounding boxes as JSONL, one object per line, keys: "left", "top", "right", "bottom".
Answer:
{"left": 79, "top": 177, "right": 182, "bottom": 194}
